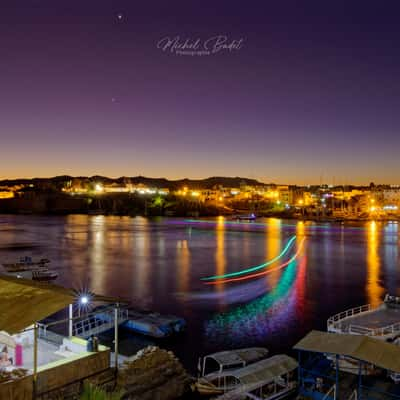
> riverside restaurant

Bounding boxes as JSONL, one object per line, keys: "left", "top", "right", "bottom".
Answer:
{"left": 0, "top": 275, "right": 119, "bottom": 400}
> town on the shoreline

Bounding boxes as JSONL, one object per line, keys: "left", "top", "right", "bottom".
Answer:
{"left": 0, "top": 176, "right": 399, "bottom": 220}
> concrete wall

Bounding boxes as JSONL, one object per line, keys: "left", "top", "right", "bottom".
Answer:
{"left": 37, "top": 349, "right": 110, "bottom": 395}
{"left": 0, "top": 349, "right": 111, "bottom": 400}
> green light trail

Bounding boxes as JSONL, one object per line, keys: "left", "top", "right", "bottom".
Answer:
{"left": 201, "top": 235, "right": 297, "bottom": 281}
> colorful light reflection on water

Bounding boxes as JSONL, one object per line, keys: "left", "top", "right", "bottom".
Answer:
{"left": 205, "top": 246, "right": 307, "bottom": 346}
{"left": 1, "top": 215, "right": 400, "bottom": 371}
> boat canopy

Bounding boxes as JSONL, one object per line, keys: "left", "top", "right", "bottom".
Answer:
{"left": 205, "top": 347, "right": 269, "bottom": 367}
{"left": 294, "top": 330, "right": 400, "bottom": 373}
{"left": 226, "top": 355, "right": 298, "bottom": 385}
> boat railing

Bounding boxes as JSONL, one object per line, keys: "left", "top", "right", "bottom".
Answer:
{"left": 327, "top": 304, "right": 372, "bottom": 330}
{"left": 322, "top": 383, "right": 336, "bottom": 400}
{"left": 328, "top": 304, "right": 400, "bottom": 337}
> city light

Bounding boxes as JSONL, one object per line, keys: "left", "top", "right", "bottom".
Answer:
{"left": 94, "top": 183, "right": 103, "bottom": 193}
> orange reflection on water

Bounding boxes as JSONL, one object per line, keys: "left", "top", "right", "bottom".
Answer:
{"left": 265, "top": 218, "right": 282, "bottom": 286}
{"left": 89, "top": 216, "right": 106, "bottom": 293}
{"left": 215, "top": 216, "right": 226, "bottom": 296}
{"left": 177, "top": 240, "right": 190, "bottom": 293}
{"left": 366, "top": 221, "right": 384, "bottom": 307}
{"left": 133, "top": 217, "right": 151, "bottom": 305}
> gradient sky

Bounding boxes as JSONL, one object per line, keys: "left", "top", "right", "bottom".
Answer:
{"left": 1, "top": 1, "right": 400, "bottom": 184}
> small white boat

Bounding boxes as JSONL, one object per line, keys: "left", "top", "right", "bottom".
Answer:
{"left": 3, "top": 267, "right": 58, "bottom": 282}
{"left": 197, "top": 354, "right": 298, "bottom": 400}
{"left": 2, "top": 256, "right": 50, "bottom": 270}
{"left": 233, "top": 213, "right": 257, "bottom": 221}
{"left": 1, "top": 257, "right": 57, "bottom": 282}
{"left": 195, "top": 347, "right": 269, "bottom": 395}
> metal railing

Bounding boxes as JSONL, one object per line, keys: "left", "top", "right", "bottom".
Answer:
{"left": 327, "top": 304, "right": 400, "bottom": 337}
{"left": 72, "top": 308, "right": 128, "bottom": 338}
{"left": 37, "top": 323, "right": 65, "bottom": 345}
{"left": 328, "top": 304, "right": 372, "bottom": 328}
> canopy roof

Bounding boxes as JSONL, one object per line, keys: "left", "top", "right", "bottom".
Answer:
{"left": 0, "top": 275, "right": 124, "bottom": 334}
{"left": 294, "top": 330, "right": 400, "bottom": 373}
{"left": 205, "top": 347, "right": 269, "bottom": 367}
{"left": 228, "top": 355, "right": 298, "bottom": 385}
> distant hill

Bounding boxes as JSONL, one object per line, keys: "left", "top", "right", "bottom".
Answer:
{"left": 0, "top": 175, "right": 268, "bottom": 190}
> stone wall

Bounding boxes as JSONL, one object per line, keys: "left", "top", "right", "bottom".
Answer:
{"left": 0, "top": 375, "right": 32, "bottom": 400}
{"left": 117, "top": 346, "right": 192, "bottom": 400}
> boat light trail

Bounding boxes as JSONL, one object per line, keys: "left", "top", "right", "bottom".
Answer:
{"left": 204, "top": 237, "right": 306, "bottom": 285}
{"left": 201, "top": 235, "right": 297, "bottom": 281}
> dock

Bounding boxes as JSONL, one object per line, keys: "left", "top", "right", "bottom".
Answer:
{"left": 73, "top": 307, "right": 128, "bottom": 338}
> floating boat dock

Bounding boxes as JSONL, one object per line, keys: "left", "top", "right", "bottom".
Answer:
{"left": 72, "top": 306, "right": 185, "bottom": 339}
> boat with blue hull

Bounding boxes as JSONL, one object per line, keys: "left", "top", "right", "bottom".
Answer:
{"left": 94, "top": 306, "right": 186, "bottom": 338}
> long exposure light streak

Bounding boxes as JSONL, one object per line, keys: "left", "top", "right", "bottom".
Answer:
{"left": 205, "top": 256, "right": 307, "bottom": 346}
{"left": 204, "top": 237, "right": 306, "bottom": 285}
{"left": 201, "top": 235, "right": 297, "bottom": 281}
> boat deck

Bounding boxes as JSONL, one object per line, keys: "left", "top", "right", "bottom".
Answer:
{"left": 339, "top": 307, "right": 400, "bottom": 330}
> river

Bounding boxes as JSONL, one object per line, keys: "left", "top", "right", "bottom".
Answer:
{"left": 0, "top": 214, "right": 398, "bottom": 371}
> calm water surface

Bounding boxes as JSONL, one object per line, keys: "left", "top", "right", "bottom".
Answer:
{"left": 0, "top": 215, "right": 399, "bottom": 371}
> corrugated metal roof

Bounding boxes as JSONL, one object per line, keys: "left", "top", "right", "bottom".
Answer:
{"left": 0, "top": 275, "right": 74, "bottom": 334}
{"left": 0, "top": 275, "right": 124, "bottom": 334}
{"left": 206, "top": 347, "right": 269, "bottom": 366}
{"left": 229, "top": 355, "right": 298, "bottom": 385}
{"left": 294, "top": 330, "right": 400, "bottom": 373}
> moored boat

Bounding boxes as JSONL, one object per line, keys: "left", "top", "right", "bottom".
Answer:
{"left": 123, "top": 309, "right": 186, "bottom": 338}
{"left": 233, "top": 213, "right": 257, "bottom": 221}
{"left": 2, "top": 267, "right": 58, "bottom": 282}
{"left": 295, "top": 330, "right": 400, "bottom": 399}
{"left": 195, "top": 354, "right": 298, "bottom": 400}
{"left": 1, "top": 257, "right": 57, "bottom": 282}
{"left": 195, "top": 347, "right": 269, "bottom": 395}
{"left": 2, "top": 256, "right": 50, "bottom": 270}
{"left": 327, "top": 294, "right": 400, "bottom": 341}
{"left": 94, "top": 306, "right": 186, "bottom": 338}
{"left": 327, "top": 294, "right": 400, "bottom": 375}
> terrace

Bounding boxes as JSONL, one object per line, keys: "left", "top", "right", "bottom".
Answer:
{"left": 0, "top": 275, "right": 117, "bottom": 399}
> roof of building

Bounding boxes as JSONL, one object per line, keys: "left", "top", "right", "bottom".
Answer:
{"left": 205, "top": 347, "right": 269, "bottom": 367}
{"left": 294, "top": 330, "right": 400, "bottom": 373}
{"left": 0, "top": 275, "right": 124, "bottom": 334}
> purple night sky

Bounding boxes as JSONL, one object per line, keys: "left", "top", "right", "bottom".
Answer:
{"left": 1, "top": 1, "right": 400, "bottom": 184}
